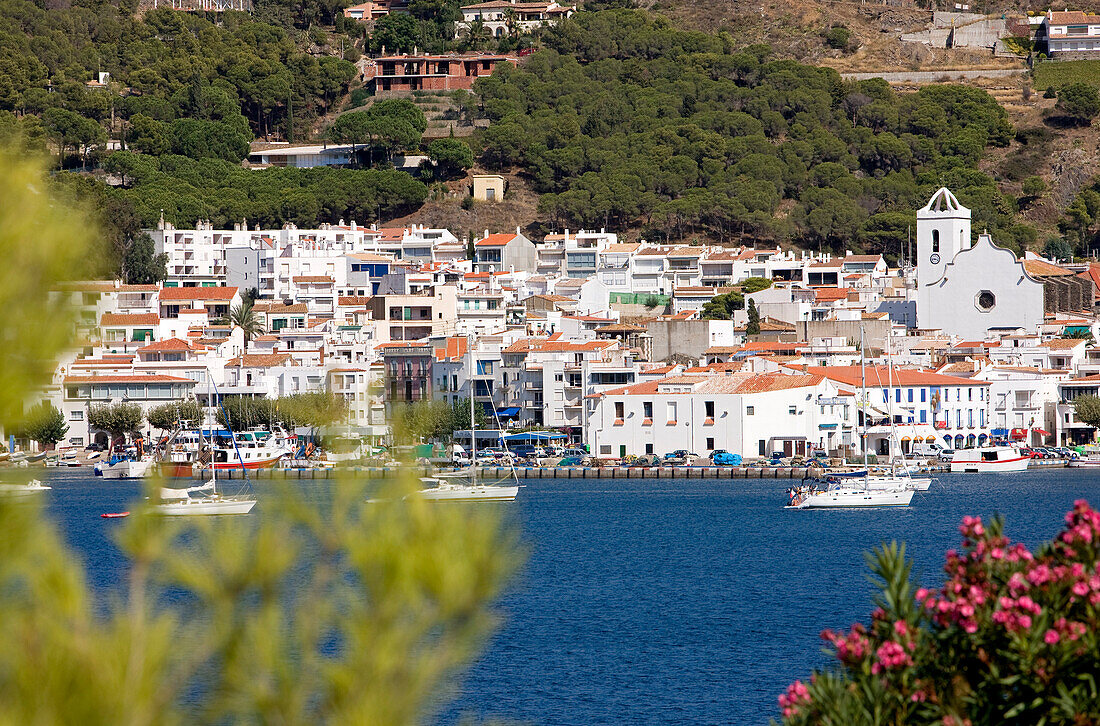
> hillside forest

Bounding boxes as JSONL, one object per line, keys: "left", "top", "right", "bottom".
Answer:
{"left": 2, "top": 0, "right": 1100, "bottom": 280}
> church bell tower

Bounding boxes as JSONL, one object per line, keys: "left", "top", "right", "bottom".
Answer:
{"left": 916, "top": 188, "right": 971, "bottom": 329}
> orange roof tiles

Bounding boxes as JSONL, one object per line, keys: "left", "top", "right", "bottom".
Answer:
{"left": 101, "top": 313, "right": 160, "bottom": 326}
{"left": 137, "top": 338, "right": 195, "bottom": 353}
{"left": 159, "top": 287, "right": 238, "bottom": 301}
{"left": 225, "top": 353, "right": 295, "bottom": 367}
{"left": 475, "top": 233, "right": 517, "bottom": 247}
{"left": 804, "top": 365, "right": 987, "bottom": 388}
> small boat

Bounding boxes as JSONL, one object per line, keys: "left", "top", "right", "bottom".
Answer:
{"left": 415, "top": 476, "right": 519, "bottom": 502}
{"left": 0, "top": 479, "right": 51, "bottom": 497}
{"left": 1069, "top": 446, "right": 1100, "bottom": 468}
{"left": 65, "top": 461, "right": 82, "bottom": 467}
{"left": 950, "top": 446, "right": 1030, "bottom": 473}
{"left": 87, "top": 451, "right": 101, "bottom": 460}
{"left": 26, "top": 452, "right": 47, "bottom": 463}
{"left": 95, "top": 456, "right": 153, "bottom": 480}
{"left": 101, "top": 511, "right": 130, "bottom": 519}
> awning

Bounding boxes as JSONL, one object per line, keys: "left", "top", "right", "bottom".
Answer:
{"left": 934, "top": 422, "right": 948, "bottom": 429}
{"left": 497, "top": 407, "right": 521, "bottom": 417}
{"left": 1010, "top": 428, "right": 1027, "bottom": 439}
{"left": 1032, "top": 428, "right": 1051, "bottom": 436}
{"left": 502, "top": 431, "right": 567, "bottom": 441}
{"left": 991, "top": 428, "right": 1009, "bottom": 437}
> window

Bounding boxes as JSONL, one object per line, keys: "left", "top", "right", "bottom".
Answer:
{"left": 666, "top": 401, "right": 677, "bottom": 424}
{"left": 907, "top": 389, "right": 914, "bottom": 403}
{"left": 968, "top": 388, "right": 973, "bottom": 401}
{"left": 70, "top": 410, "right": 83, "bottom": 421}
{"left": 896, "top": 389, "right": 901, "bottom": 403}
{"left": 706, "top": 437, "right": 715, "bottom": 450}
{"left": 931, "top": 229, "right": 940, "bottom": 253}
{"left": 921, "top": 388, "right": 927, "bottom": 403}
{"left": 789, "top": 406, "right": 797, "bottom": 415}
{"left": 555, "top": 374, "right": 563, "bottom": 382}
{"left": 614, "top": 401, "right": 625, "bottom": 423}
{"left": 758, "top": 440, "right": 766, "bottom": 456}
{"left": 746, "top": 406, "right": 755, "bottom": 415}
{"left": 976, "top": 290, "right": 996, "bottom": 312}
{"left": 920, "top": 410, "right": 926, "bottom": 424}
{"left": 645, "top": 443, "right": 654, "bottom": 455}
{"left": 704, "top": 400, "right": 715, "bottom": 421}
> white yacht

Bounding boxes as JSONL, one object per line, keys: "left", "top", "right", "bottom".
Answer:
{"left": 788, "top": 481, "right": 914, "bottom": 508}
{"left": 96, "top": 456, "right": 154, "bottom": 480}
{"left": 950, "top": 446, "right": 1030, "bottom": 473}
{"left": 415, "top": 474, "right": 519, "bottom": 502}
{"left": 0, "top": 479, "right": 51, "bottom": 497}
{"left": 155, "top": 481, "right": 257, "bottom": 515}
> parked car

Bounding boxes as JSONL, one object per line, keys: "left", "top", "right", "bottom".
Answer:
{"left": 509, "top": 445, "right": 547, "bottom": 459}
{"left": 1018, "top": 447, "right": 1040, "bottom": 459}
{"left": 562, "top": 448, "right": 587, "bottom": 458}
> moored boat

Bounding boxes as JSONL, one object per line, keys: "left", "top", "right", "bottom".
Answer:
{"left": 950, "top": 446, "right": 1030, "bottom": 473}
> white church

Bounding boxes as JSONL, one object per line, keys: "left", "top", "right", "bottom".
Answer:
{"left": 915, "top": 188, "right": 1044, "bottom": 339}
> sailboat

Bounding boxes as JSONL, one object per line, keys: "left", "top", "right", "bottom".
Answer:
{"left": 154, "top": 371, "right": 257, "bottom": 516}
{"left": 789, "top": 326, "right": 915, "bottom": 509}
{"left": 416, "top": 337, "right": 519, "bottom": 502}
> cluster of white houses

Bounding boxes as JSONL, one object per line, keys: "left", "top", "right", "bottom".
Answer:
{"left": 25, "top": 188, "right": 1100, "bottom": 456}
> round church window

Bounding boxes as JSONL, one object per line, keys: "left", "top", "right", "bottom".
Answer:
{"left": 976, "top": 290, "right": 996, "bottom": 312}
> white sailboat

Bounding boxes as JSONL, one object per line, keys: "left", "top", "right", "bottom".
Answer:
{"left": 789, "top": 327, "right": 917, "bottom": 509}
{"left": 415, "top": 338, "right": 519, "bottom": 503}
{"left": 154, "top": 370, "right": 257, "bottom": 516}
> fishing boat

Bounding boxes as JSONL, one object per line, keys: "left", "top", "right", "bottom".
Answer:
{"left": 1068, "top": 446, "right": 1100, "bottom": 468}
{"left": 208, "top": 428, "right": 293, "bottom": 470}
{"left": 95, "top": 455, "right": 153, "bottom": 480}
{"left": 950, "top": 446, "right": 1030, "bottom": 473}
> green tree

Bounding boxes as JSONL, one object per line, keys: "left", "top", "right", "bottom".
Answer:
{"left": 145, "top": 399, "right": 204, "bottom": 432}
{"left": 1022, "top": 175, "right": 1046, "bottom": 198}
{"left": 371, "top": 13, "right": 419, "bottom": 53}
{"left": 0, "top": 148, "right": 521, "bottom": 726}
{"left": 227, "top": 301, "right": 265, "bottom": 347}
{"left": 1057, "top": 82, "right": 1100, "bottom": 126}
{"left": 169, "top": 119, "right": 251, "bottom": 163}
{"left": 15, "top": 402, "right": 67, "bottom": 448}
{"left": 746, "top": 298, "right": 761, "bottom": 335}
{"left": 1073, "top": 394, "right": 1100, "bottom": 432}
{"left": 122, "top": 232, "right": 168, "bottom": 285}
{"left": 427, "top": 138, "right": 474, "bottom": 179}
{"left": 126, "top": 114, "right": 170, "bottom": 155}
{"left": 449, "top": 396, "right": 488, "bottom": 436}
{"left": 88, "top": 402, "right": 144, "bottom": 445}
{"left": 1043, "top": 237, "right": 1074, "bottom": 263}
{"left": 701, "top": 291, "right": 743, "bottom": 320}
{"left": 740, "top": 277, "right": 773, "bottom": 294}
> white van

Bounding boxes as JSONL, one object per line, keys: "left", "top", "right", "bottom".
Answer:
{"left": 910, "top": 442, "right": 954, "bottom": 461}
{"left": 452, "top": 444, "right": 471, "bottom": 466}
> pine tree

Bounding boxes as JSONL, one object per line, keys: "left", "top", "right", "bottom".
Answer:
{"left": 746, "top": 299, "right": 761, "bottom": 336}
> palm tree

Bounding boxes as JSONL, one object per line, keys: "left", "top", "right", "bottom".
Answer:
{"left": 227, "top": 301, "right": 264, "bottom": 348}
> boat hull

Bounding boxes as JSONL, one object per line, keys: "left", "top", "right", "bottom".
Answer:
{"left": 1069, "top": 459, "right": 1100, "bottom": 468}
{"left": 155, "top": 497, "right": 257, "bottom": 515}
{"left": 416, "top": 485, "right": 519, "bottom": 502}
{"left": 97, "top": 460, "right": 153, "bottom": 480}
{"left": 950, "top": 456, "right": 1030, "bottom": 473}
{"left": 210, "top": 455, "right": 285, "bottom": 470}
{"left": 151, "top": 462, "right": 194, "bottom": 478}
{"left": 793, "top": 487, "right": 914, "bottom": 508}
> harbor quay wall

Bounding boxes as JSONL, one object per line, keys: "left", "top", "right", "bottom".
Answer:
{"left": 217, "top": 460, "right": 1067, "bottom": 480}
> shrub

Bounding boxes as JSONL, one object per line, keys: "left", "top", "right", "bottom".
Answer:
{"left": 824, "top": 25, "right": 852, "bottom": 51}
{"left": 777, "top": 502, "right": 1100, "bottom": 724}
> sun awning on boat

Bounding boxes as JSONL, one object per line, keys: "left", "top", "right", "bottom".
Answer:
{"left": 502, "top": 431, "right": 567, "bottom": 441}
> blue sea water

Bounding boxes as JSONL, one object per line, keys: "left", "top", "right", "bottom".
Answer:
{"left": 36, "top": 467, "right": 1100, "bottom": 724}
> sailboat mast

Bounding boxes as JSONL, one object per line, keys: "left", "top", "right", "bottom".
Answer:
{"left": 208, "top": 368, "right": 216, "bottom": 494}
{"left": 469, "top": 334, "right": 477, "bottom": 486}
{"left": 860, "top": 325, "right": 868, "bottom": 469}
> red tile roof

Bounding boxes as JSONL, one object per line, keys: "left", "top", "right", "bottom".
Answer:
{"left": 159, "top": 287, "right": 238, "bottom": 301}
{"left": 137, "top": 338, "right": 197, "bottom": 353}
{"left": 101, "top": 313, "right": 160, "bottom": 326}
{"left": 433, "top": 336, "right": 469, "bottom": 362}
{"left": 475, "top": 233, "right": 517, "bottom": 247}
{"left": 225, "top": 353, "right": 295, "bottom": 367}
{"left": 803, "top": 365, "right": 987, "bottom": 388}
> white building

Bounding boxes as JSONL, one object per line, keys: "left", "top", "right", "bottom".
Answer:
{"left": 586, "top": 372, "right": 854, "bottom": 459}
{"left": 915, "top": 188, "right": 1044, "bottom": 339}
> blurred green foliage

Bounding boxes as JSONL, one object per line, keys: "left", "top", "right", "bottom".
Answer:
{"left": 0, "top": 150, "right": 521, "bottom": 725}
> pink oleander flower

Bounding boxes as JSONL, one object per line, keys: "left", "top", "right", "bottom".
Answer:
{"left": 1044, "top": 629, "right": 1060, "bottom": 644}
{"left": 779, "top": 680, "right": 811, "bottom": 718}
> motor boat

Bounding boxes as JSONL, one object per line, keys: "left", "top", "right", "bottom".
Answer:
{"left": 950, "top": 446, "right": 1030, "bottom": 473}
{"left": 95, "top": 455, "right": 154, "bottom": 480}
{"left": 0, "top": 479, "right": 51, "bottom": 497}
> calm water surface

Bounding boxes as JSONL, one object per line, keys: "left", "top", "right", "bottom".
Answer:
{"left": 37, "top": 467, "right": 1100, "bottom": 724}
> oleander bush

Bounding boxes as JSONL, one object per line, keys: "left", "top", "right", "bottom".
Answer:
{"left": 777, "top": 502, "right": 1100, "bottom": 725}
